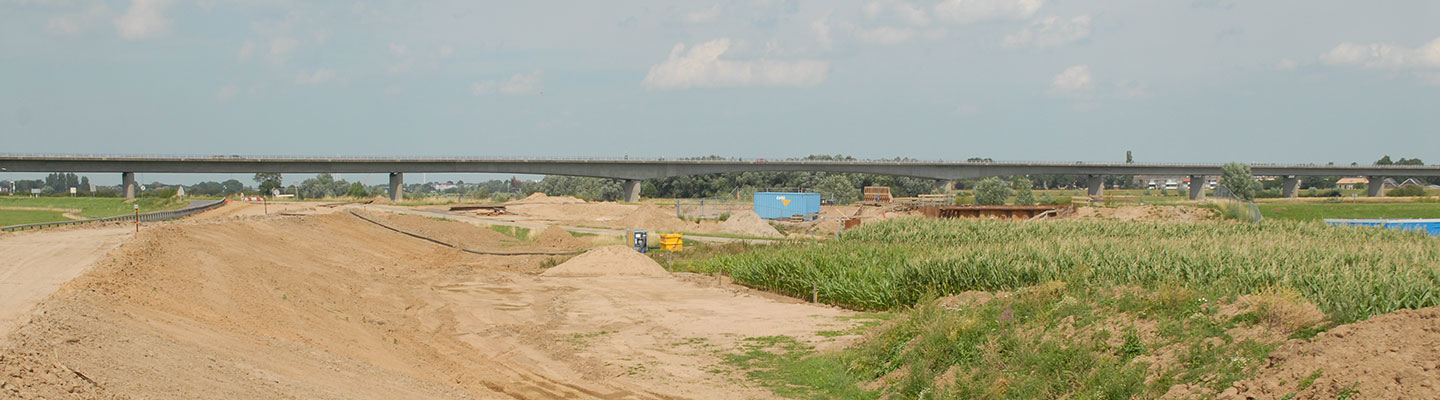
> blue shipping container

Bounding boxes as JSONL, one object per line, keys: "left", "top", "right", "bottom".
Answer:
{"left": 754, "top": 192, "right": 821, "bottom": 220}
{"left": 1325, "top": 219, "right": 1440, "bottom": 236}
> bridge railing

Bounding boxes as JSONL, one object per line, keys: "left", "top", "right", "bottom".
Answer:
{"left": 0, "top": 199, "right": 227, "bottom": 232}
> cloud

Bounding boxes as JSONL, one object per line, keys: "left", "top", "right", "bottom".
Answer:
{"left": 113, "top": 0, "right": 173, "bottom": 40}
{"left": 641, "top": 39, "right": 829, "bottom": 90}
{"left": 216, "top": 84, "right": 239, "bottom": 101}
{"left": 934, "top": 0, "right": 1042, "bottom": 24}
{"left": 811, "top": 11, "right": 834, "bottom": 48}
{"left": 295, "top": 68, "right": 335, "bottom": 84}
{"left": 858, "top": 26, "right": 917, "bottom": 45}
{"left": 267, "top": 36, "right": 300, "bottom": 64}
{"left": 1051, "top": 65, "right": 1093, "bottom": 94}
{"left": 47, "top": 4, "right": 112, "bottom": 35}
{"left": 237, "top": 40, "right": 255, "bottom": 60}
{"left": 1320, "top": 36, "right": 1440, "bottom": 69}
{"left": 1275, "top": 58, "right": 1298, "bottom": 71}
{"left": 864, "top": 1, "right": 930, "bottom": 25}
{"left": 438, "top": 45, "right": 454, "bottom": 59}
{"left": 388, "top": 43, "right": 408, "bottom": 56}
{"left": 684, "top": 4, "right": 721, "bottom": 23}
{"left": 1003, "top": 15, "right": 1090, "bottom": 48}
{"left": 472, "top": 71, "right": 544, "bottom": 95}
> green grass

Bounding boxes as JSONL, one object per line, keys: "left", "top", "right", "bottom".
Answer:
{"left": 700, "top": 217, "right": 1440, "bottom": 323}
{"left": 722, "top": 336, "right": 875, "bottom": 400}
{"left": 0, "top": 196, "right": 186, "bottom": 219}
{"left": 1259, "top": 202, "right": 1440, "bottom": 221}
{"left": 487, "top": 225, "right": 531, "bottom": 241}
{"left": 0, "top": 209, "right": 73, "bottom": 225}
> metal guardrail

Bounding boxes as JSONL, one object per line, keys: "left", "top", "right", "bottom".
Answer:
{"left": 0, "top": 199, "right": 228, "bottom": 232}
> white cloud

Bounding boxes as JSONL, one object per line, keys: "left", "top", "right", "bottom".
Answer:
{"left": 1003, "top": 15, "right": 1090, "bottom": 48}
{"left": 641, "top": 39, "right": 829, "bottom": 90}
{"left": 216, "top": 84, "right": 239, "bottom": 101}
{"left": 865, "top": 1, "right": 930, "bottom": 25}
{"left": 113, "top": 0, "right": 173, "bottom": 40}
{"left": 684, "top": 4, "right": 721, "bottom": 23}
{"left": 47, "top": 4, "right": 111, "bottom": 35}
{"left": 267, "top": 36, "right": 300, "bottom": 64}
{"left": 858, "top": 26, "right": 917, "bottom": 45}
{"left": 1051, "top": 65, "right": 1093, "bottom": 94}
{"left": 1275, "top": 58, "right": 1298, "bottom": 71}
{"left": 934, "top": 0, "right": 1043, "bottom": 23}
{"left": 438, "top": 45, "right": 454, "bottom": 59}
{"left": 295, "top": 68, "right": 335, "bottom": 84}
{"left": 237, "top": 40, "right": 255, "bottom": 61}
{"left": 388, "top": 43, "right": 408, "bottom": 56}
{"left": 811, "top": 11, "right": 834, "bottom": 49}
{"left": 1320, "top": 36, "right": 1440, "bottom": 69}
{"left": 472, "top": 71, "right": 544, "bottom": 95}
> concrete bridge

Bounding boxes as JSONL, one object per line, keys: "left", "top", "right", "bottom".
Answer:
{"left": 3, "top": 155, "right": 1438, "bottom": 202}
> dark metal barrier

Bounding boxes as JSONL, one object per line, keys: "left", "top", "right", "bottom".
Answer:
{"left": 1, "top": 199, "right": 228, "bottom": 232}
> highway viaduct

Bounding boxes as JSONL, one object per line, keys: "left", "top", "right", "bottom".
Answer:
{"left": 3, "top": 155, "right": 1440, "bottom": 202}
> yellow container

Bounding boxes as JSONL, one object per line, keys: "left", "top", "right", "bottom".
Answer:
{"left": 658, "top": 233, "right": 684, "bottom": 251}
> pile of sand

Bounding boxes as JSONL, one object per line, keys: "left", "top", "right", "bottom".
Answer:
{"left": 540, "top": 245, "right": 668, "bottom": 278}
{"left": 368, "top": 195, "right": 393, "bottom": 205}
{"left": 719, "top": 210, "right": 782, "bottom": 238}
{"left": 613, "top": 204, "right": 699, "bottom": 231}
{"left": 533, "top": 226, "right": 585, "bottom": 249}
{"left": 361, "top": 212, "right": 516, "bottom": 249}
{"left": 1215, "top": 306, "right": 1440, "bottom": 399}
{"left": 507, "top": 193, "right": 585, "bottom": 205}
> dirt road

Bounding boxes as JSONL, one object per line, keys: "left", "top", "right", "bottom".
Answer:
{"left": 0, "top": 226, "right": 131, "bottom": 339}
{"left": 0, "top": 212, "right": 855, "bottom": 399}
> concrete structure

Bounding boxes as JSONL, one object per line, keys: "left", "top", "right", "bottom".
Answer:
{"left": 1188, "top": 175, "right": 1206, "bottom": 200}
{"left": 121, "top": 171, "right": 136, "bottom": 199}
{"left": 1281, "top": 176, "right": 1300, "bottom": 198}
{"left": 5, "top": 155, "right": 1440, "bottom": 202}
{"left": 1368, "top": 176, "right": 1385, "bottom": 197}
{"left": 1086, "top": 175, "right": 1104, "bottom": 197}
{"left": 388, "top": 172, "right": 404, "bottom": 202}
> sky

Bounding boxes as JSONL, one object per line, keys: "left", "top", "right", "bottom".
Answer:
{"left": 2, "top": 0, "right": 1439, "bottom": 185}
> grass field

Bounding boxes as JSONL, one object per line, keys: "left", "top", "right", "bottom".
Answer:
{"left": 1259, "top": 201, "right": 1440, "bottom": 221}
{"left": 675, "top": 217, "right": 1440, "bottom": 399}
{"left": 0, "top": 196, "right": 188, "bottom": 225}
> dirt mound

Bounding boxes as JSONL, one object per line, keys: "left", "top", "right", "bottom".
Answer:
{"left": 507, "top": 192, "right": 585, "bottom": 205}
{"left": 533, "top": 225, "right": 585, "bottom": 249}
{"left": 613, "top": 204, "right": 699, "bottom": 231}
{"left": 1218, "top": 307, "right": 1440, "bottom": 399}
{"left": 368, "top": 195, "right": 392, "bottom": 205}
{"left": 360, "top": 212, "right": 516, "bottom": 250}
{"left": 1074, "top": 205, "right": 1211, "bottom": 222}
{"left": 718, "top": 210, "right": 782, "bottom": 238}
{"left": 540, "top": 245, "right": 668, "bottom": 278}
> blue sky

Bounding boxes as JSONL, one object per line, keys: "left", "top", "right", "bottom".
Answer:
{"left": 2, "top": 0, "right": 1438, "bottom": 185}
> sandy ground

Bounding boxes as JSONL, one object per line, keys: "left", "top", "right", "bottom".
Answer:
{"left": 0, "top": 212, "right": 856, "bottom": 399}
{"left": 1073, "top": 205, "right": 1214, "bottom": 222}
{"left": 190, "top": 201, "right": 336, "bottom": 220}
{"left": 1217, "top": 306, "right": 1440, "bottom": 399}
{"left": 0, "top": 226, "right": 131, "bottom": 337}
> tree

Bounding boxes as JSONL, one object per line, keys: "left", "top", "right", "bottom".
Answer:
{"left": 814, "top": 174, "right": 859, "bottom": 204}
{"left": 974, "top": 177, "right": 1012, "bottom": 205}
{"left": 345, "top": 182, "right": 369, "bottom": 197}
{"left": 1220, "top": 162, "right": 1258, "bottom": 201}
{"left": 1012, "top": 177, "right": 1035, "bottom": 205}
{"left": 1125, "top": 150, "right": 1133, "bottom": 164}
{"left": 1376, "top": 155, "right": 1394, "bottom": 165}
{"left": 254, "top": 173, "right": 283, "bottom": 195}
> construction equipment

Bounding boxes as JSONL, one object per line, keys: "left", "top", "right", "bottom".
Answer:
{"left": 863, "top": 186, "right": 893, "bottom": 203}
{"left": 658, "top": 233, "right": 684, "bottom": 251}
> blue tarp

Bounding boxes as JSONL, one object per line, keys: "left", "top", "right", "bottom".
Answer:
{"left": 1324, "top": 219, "right": 1440, "bottom": 236}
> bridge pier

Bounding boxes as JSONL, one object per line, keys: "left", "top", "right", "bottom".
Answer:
{"left": 1086, "top": 175, "right": 1104, "bottom": 197}
{"left": 388, "top": 172, "right": 404, "bottom": 202}
{"left": 1367, "top": 176, "right": 1384, "bottom": 197}
{"left": 936, "top": 180, "right": 954, "bottom": 194}
{"left": 122, "top": 172, "right": 136, "bottom": 199}
{"left": 1189, "top": 175, "right": 1206, "bottom": 200}
{"left": 1281, "top": 176, "right": 1300, "bottom": 198}
{"left": 621, "top": 180, "right": 642, "bottom": 203}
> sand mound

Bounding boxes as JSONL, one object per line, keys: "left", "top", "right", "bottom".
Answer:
{"left": 534, "top": 225, "right": 585, "bottom": 249}
{"left": 361, "top": 212, "right": 516, "bottom": 250}
{"left": 1074, "top": 205, "right": 1211, "bottom": 222}
{"left": 508, "top": 192, "right": 585, "bottom": 205}
{"left": 613, "top": 204, "right": 698, "bottom": 231}
{"left": 719, "top": 210, "right": 782, "bottom": 238}
{"left": 540, "top": 245, "right": 668, "bottom": 278}
{"left": 368, "top": 195, "right": 393, "bottom": 205}
{"left": 1216, "top": 306, "right": 1440, "bottom": 400}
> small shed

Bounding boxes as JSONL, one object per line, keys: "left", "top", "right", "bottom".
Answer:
{"left": 754, "top": 192, "right": 821, "bottom": 220}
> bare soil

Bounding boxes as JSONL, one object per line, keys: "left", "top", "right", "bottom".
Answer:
{"left": 1217, "top": 307, "right": 1440, "bottom": 400}
{"left": 1074, "top": 205, "right": 1214, "bottom": 222}
{"left": 0, "top": 213, "right": 855, "bottom": 399}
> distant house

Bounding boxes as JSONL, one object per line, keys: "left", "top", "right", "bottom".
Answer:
{"left": 1336, "top": 177, "right": 1367, "bottom": 190}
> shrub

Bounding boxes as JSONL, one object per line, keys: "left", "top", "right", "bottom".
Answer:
{"left": 1387, "top": 185, "right": 1427, "bottom": 197}
{"left": 1221, "top": 162, "right": 1258, "bottom": 201}
{"left": 973, "top": 177, "right": 1011, "bottom": 205}
{"left": 1012, "top": 177, "right": 1035, "bottom": 205}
